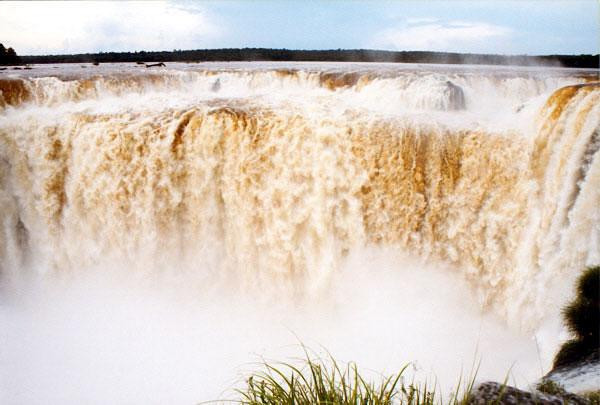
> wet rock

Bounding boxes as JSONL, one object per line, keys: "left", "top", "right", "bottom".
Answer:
{"left": 544, "top": 267, "right": 600, "bottom": 395}
{"left": 544, "top": 350, "right": 600, "bottom": 395}
{"left": 468, "top": 381, "right": 589, "bottom": 404}
{"left": 211, "top": 78, "right": 221, "bottom": 92}
{"left": 444, "top": 80, "right": 466, "bottom": 110}
{"left": 406, "top": 78, "right": 466, "bottom": 110}
{"left": 552, "top": 267, "right": 599, "bottom": 371}
{"left": 146, "top": 62, "right": 166, "bottom": 68}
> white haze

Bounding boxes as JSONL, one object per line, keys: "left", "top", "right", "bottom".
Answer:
{"left": 0, "top": 249, "right": 557, "bottom": 404}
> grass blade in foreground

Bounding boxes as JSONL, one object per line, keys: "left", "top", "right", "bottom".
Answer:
{"left": 235, "top": 348, "right": 475, "bottom": 405}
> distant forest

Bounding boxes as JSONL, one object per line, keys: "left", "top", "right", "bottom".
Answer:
{"left": 0, "top": 43, "right": 20, "bottom": 65}
{"left": 6, "top": 47, "right": 600, "bottom": 68}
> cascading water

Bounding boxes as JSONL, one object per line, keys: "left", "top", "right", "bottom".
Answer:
{"left": 0, "top": 62, "right": 598, "bottom": 404}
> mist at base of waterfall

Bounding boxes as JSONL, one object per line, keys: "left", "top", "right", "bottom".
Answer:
{"left": 0, "top": 247, "right": 558, "bottom": 405}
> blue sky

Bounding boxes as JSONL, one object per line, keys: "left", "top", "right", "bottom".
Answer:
{"left": 0, "top": 1, "right": 597, "bottom": 55}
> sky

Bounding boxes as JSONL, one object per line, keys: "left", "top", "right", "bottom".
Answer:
{"left": 0, "top": 0, "right": 597, "bottom": 56}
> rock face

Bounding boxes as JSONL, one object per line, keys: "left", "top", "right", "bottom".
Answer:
{"left": 543, "top": 267, "right": 599, "bottom": 396}
{"left": 211, "top": 78, "right": 221, "bottom": 92}
{"left": 402, "top": 77, "right": 466, "bottom": 110}
{"left": 443, "top": 80, "right": 466, "bottom": 110}
{"left": 468, "top": 381, "right": 590, "bottom": 405}
{"left": 552, "top": 267, "right": 599, "bottom": 371}
{"left": 544, "top": 350, "right": 600, "bottom": 395}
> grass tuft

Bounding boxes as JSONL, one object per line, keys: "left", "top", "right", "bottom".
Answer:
{"left": 536, "top": 379, "right": 565, "bottom": 396}
{"left": 235, "top": 347, "right": 474, "bottom": 405}
{"left": 583, "top": 391, "right": 600, "bottom": 405}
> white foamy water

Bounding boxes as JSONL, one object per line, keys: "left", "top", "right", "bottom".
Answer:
{"left": 0, "top": 62, "right": 598, "bottom": 403}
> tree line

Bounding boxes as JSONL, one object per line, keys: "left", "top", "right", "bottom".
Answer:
{"left": 4, "top": 47, "right": 598, "bottom": 68}
{"left": 0, "top": 43, "right": 20, "bottom": 65}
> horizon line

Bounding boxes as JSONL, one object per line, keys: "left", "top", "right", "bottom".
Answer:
{"left": 18, "top": 47, "right": 600, "bottom": 59}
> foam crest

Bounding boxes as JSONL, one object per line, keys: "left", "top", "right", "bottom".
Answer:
{"left": 1, "top": 64, "right": 591, "bottom": 116}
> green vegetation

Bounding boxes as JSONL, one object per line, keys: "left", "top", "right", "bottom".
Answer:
{"left": 584, "top": 391, "right": 600, "bottom": 405}
{"left": 553, "top": 266, "right": 600, "bottom": 369}
{"left": 18, "top": 48, "right": 599, "bottom": 69}
{"left": 234, "top": 348, "right": 476, "bottom": 405}
{"left": 536, "top": 380, "right": 599, "bottom": 404}
{"left": 536, "top": 379, "right": 565, "bottom": 396}
{"left": 0, "top": 43, "right": 20, "bottom": 65}
{"left": 231, "top": 267, "right": 599, "bottom": 404}
{"left": 231, "top": 264, "right": 599, "bottom": 404}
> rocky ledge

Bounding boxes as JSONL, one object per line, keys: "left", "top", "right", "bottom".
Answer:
{"left": 468, "top": 381, "right": 595, "bottom": 405}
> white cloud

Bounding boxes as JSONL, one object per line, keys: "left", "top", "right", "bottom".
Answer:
{"left": 404, "top": 17, "right": 440, "bottom": 25}
{"left": 0, "top": 1, "right": 222, "bottom": 55}
{"left": 371, "top": 20, "right": 513, "bottom": 53}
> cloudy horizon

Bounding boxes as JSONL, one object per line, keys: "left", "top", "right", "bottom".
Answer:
{"left": 0, "top": 0, "right": 597, "bottom": 56}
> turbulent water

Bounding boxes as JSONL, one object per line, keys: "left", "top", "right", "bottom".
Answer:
{"left": 0, "top": 62, "right": 598, "bottom": 403}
